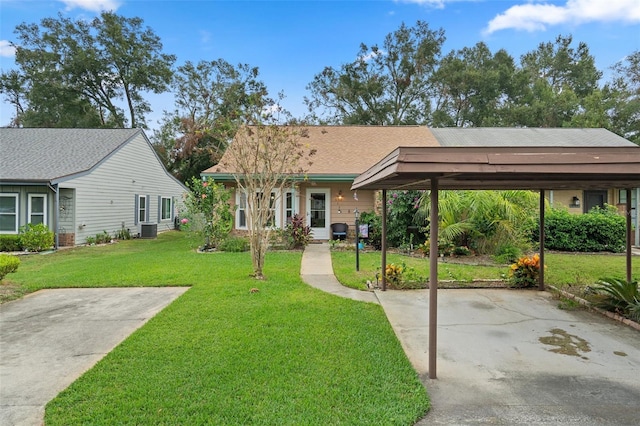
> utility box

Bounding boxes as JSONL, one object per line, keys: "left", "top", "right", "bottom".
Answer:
{"left": 140, "top": 223, "right": 157, "bottom": 239}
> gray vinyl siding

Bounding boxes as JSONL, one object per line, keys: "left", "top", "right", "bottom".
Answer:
{"left": 60, "top": 133, "right": 186, "bottom": 244}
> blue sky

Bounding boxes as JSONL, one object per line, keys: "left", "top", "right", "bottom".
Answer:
{"left": 1, "top": 0, "right": 639, "bottom": 130}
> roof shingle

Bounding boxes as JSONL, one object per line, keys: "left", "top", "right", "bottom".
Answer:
{"left": 0, "top": 128, "right": 142, "bottom": 182}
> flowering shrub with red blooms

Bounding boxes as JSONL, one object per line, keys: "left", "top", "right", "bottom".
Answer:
{"left": 509, "top": 253, "right": 541, "bottom": 288}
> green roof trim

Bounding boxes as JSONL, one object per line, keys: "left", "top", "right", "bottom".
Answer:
{"left": 200, "top": 173, "right": 358, "bottom": 182}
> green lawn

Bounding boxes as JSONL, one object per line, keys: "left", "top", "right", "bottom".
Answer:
{"left": 332, "top": 250, "right": 640, "bottom": 290}
{"left": 6, "top": 232, "right": 429, "bottom": 425}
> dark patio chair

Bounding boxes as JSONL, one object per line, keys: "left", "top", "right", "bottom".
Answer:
{"left": 331, "top": 223, "right": 348, "bottom": 240}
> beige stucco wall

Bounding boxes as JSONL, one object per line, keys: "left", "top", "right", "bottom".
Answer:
{"left": 548, "top": 189, "right": 621, "bottom": 214}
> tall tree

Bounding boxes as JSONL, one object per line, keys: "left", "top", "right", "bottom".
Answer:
{"left": 431, "top": 43, "right": 517, "bottom": 127}
{"left": 506, "top": 35, "right": 602, "bottom": 128}
{"left": 153, "top": 59, "right": 269, "bottom": 183}
{"left": 305, "top": 21, "right": 445, "bottom": 125}
{"left": 0, "top": 12, "right": 175, "bottom": 128}
{"left": 607, "top": 50, "right": 640, "bottom": 144}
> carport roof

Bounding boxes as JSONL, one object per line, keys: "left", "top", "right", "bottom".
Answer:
{"left": 352, "top": 128, "right": 640, "bottom": 191}
{"left": 351, "top": 145, "right": 640, "bottom": 191}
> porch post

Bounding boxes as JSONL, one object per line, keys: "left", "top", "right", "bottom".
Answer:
{"left": 381, "top": 190, "right": 387, "bottom": 291}
{"left": 539, "top": 190, "right": 545, "bottom": 291}
{"left": 429, "top": 180, "right": 439, "bottom": 379}
{"left": 627, "top": 189, "right": 632, "bottom": 283}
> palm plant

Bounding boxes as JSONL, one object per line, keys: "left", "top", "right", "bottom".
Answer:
{"left": 416, "top": 190, "right": 538, "bottom": 254}
{"left": 593, "top": 277, "right": 640, "bottom": 321}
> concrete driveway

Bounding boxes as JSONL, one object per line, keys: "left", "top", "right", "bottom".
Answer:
{"left": 377, "top": 288, "right": 640, "bottom": 425}
{"left": 0, "top": 287, "right": 188, "bottom": 426}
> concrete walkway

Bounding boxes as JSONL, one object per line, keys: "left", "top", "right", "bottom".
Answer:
{"left": 0, "top": 287, "right": 188, "bottom": 426}
{"left": 300, "top": 243, "right": 640, "bottom": 425}
{"left": 300, "top": 243, "right": 378, "bottom": 304}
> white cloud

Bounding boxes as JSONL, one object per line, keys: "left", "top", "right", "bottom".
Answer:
{"left": 199, "top": 30, "right": 212, "bottom": 44}
{"left": 360, "top": 49, "right": 386, "bottom": 62}
{"left": 395, "top": 0, "right": 448, "bottom": 9}
{"left": 484, "top": 0, "right": 640, "bottom": 34}
{"left": 0, "top": 40, "right": 16, "bottom": 57}
{"left": 60, "top": 0, "right": 121, "bottom": 13}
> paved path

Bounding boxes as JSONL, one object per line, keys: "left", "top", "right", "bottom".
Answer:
{"left": 300, "top": 243, "right": 640, "bottom": 425}
{"left": 0, "top": 287, "right": 188, "bottom": 426}
{"left": 300, "top": 243, "right": 378, "bottom": 304}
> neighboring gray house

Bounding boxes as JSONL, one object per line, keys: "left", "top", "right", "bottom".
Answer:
{"left": 0, "top": 128, "right": 187, "bottom": 247}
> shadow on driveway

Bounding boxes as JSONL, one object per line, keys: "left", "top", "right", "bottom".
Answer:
{"left": 376, "top": 289, "right": 640, "bottom": 425}
{"left": 0, "top": 287, "right": 188, "bottom": 426}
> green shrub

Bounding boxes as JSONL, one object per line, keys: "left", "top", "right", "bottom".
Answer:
{"left": 541, "top": 206, "right": 626, "bottom": 252}
{"left": 219, "top": 236, "right": 250, "bottom": 252}
{"left": 94, "top": 231, "right": 111, "bottom": 244}
{"left": 0, "top": 254, "right": 20, "bottom": 280}
{"left": 0, "top": 234, "right": 22, "bottom": 252}
{"left": 592, "top": 277, "right": 639, "bottom": 320}
{"left": 386, "top": 190, "right": 425, "bottom": 248}
{"left": 359, "top": 211, "right": 382, "bottom": 250}
{"left": 115, "top": 227, "right": 131, "bottom": 240}
{"left": 19, "top": 223, "right": 54, "bottom": 252}
{"left": 493, "top": 244, "right": 522, "bottom": 264}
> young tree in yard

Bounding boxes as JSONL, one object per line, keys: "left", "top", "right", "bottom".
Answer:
{"left": 220, "top": 122, "right": 315, "bottom": 279}
{"left": 0, "top": 12, "right": 174, "bottom": 128}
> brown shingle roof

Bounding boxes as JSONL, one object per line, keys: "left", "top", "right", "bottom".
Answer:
{"left": 203, "top": 125, "right": 440, "bottom": 176}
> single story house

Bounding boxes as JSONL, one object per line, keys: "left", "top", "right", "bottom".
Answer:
{"left": 0, "top": 128, "right": 187, "bottom": 247}
{"left": 202, "top": 126, "right": 639, "bottom": 243}
{"left": 203, "top": 126, "right": 439, "bottom": 240}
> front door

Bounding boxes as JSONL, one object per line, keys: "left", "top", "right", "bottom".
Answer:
{"left": 306, "top": 189, "right": 330, "bottom": 240}
{"left": 583, "top": 190, "right": 608, "bottom": 213}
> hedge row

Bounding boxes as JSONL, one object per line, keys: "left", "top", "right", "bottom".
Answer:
{"left": 540, "top": 207, "right": 627, "bottom": 253}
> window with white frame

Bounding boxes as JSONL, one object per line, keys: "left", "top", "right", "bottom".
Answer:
{"left": 285, "top": 191, "right": 294, "bottom": 224}
{"left": 257, "top": 191, "right": 277, "bottom": 228}
{"left": 28, "top": 194, "right": 47, "bottom": 225}
{"left": 161, "top": 197, "right": 172, "bottom": 221}
{"left": 236, "top": 191, "right": 247, "bottom": 229}
{"left": 138, "top": 195, "right": 147, "bottom": 223}
{"left": 235, "top": 190, "right": 282, "bottom": 229}
{"left": 0, "top": 193, "right": 18, "bottom": 233}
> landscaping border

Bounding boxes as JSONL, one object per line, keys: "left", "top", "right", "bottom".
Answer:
{"left": 548, "top": 285, "right": 640, "bottom": 332}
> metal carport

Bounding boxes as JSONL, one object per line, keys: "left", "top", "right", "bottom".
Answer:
{"left": 351, "top": 144, "right": 640, "bottom": 379}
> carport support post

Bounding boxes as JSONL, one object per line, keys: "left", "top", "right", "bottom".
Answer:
{"left": 381, "top": 189, "right": 387, "bottom": 291}
{"left": 539, "top": 190, "right": 545, "bottom": 291}
{"left": 429, "top": 180, "right": 438, "bottom": 379}
{"left": 627, "top": 189, "right": 632, "bottom": 283}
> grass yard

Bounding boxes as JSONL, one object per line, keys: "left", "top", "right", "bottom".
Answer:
{"left": 332, "top": 250, "right": 640, "bottom": 290}
{"left": 4, "top": 232, "right": 429, "bottom": 425}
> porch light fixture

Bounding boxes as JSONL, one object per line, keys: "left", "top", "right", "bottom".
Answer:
{"left": 337, "top": 190, "right": 343, "bottom": 213}
{"left": 571, "top": 196, "right": 580, "bottom": 208}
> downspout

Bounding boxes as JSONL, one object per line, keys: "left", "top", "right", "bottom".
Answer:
{"left": 48, "top": 183, "right": 59, "bottom": 249}
{"left": 549, "top": 190, "right": 554, "bottom": 207}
